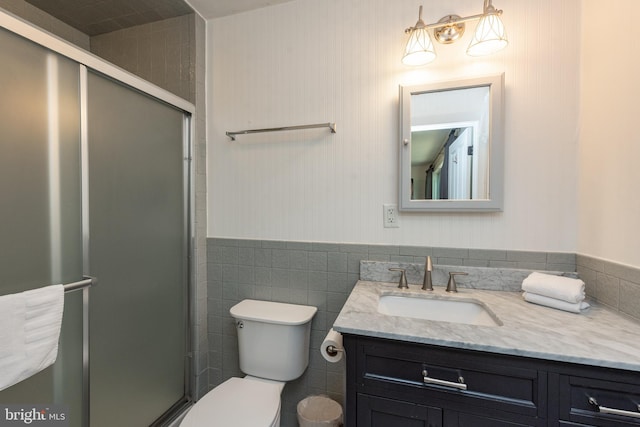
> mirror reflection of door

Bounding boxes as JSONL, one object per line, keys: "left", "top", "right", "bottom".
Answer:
{"left": 410, "top": 124, "right": 477, "bottom": 200}
{"left": 409, "top": 85, "right": 490, "bottom": 201}
{"left": 448, "top": 128, "right": 472, "bottom": 199}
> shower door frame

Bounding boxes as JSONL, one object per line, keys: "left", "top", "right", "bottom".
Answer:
{"left": 0, "top": 8, "right": 196, "bottom": 426}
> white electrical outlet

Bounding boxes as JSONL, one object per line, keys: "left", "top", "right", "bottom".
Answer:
{"left": 383, "top": 204, "right": 399, "bottom": 228}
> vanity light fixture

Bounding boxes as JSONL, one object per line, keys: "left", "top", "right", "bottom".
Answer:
{"left": 402, "top": 0, "right": 508, "bottom": 66}
{"left": 402, "top": 6, "right": 437, "bottom": 66}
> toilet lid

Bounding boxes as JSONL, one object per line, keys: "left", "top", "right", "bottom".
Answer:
{"left": 180, "top": 377, "right": 281, "bottom": 427}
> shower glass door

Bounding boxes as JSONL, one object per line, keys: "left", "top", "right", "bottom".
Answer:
{"left": 0, "top": 27, "right": 84, "bottom": 426}
{"left": 86, "top": 70, "right": 189, "bottom": 426}
{"left": 1, "top": 17, "right": 190, "bottom": 426}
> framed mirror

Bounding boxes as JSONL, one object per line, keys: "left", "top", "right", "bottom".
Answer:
{"left": 399, "top": 74, "right": 504, "bottom": 212}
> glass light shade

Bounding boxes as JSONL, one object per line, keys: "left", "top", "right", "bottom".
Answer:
{"left": 467, "top": 14, "right": 508, "bottom": 56}
{"left": 402, "top": 28, "right": 437, "bottom": 66}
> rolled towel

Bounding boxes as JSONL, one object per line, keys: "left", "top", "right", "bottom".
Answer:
{"left": 523, "top": 292, "right": 590, "bottom": 314}
{"left": 521, "top": 272, "right": 585, "bottom": 303}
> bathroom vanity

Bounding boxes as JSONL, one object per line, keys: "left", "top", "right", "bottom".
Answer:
{"left": 334, "top": 281, "right": 640, "bottom": 426}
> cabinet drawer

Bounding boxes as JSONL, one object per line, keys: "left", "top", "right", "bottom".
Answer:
{"left": 559, "top": 375, "right": 640, "bottom": 426}
{"left": 357, "top": 338, "right": 545, "bottom": 418}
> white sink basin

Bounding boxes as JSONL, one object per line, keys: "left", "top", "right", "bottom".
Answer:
{"left": 377, "top": 294, "right": 502, "bottom": 327}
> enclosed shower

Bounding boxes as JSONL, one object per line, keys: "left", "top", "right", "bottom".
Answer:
{"left": 0, "top": 10, "right": 193, "bottom": 427}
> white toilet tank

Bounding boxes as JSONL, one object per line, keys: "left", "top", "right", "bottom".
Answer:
{"left": 230, "top": 299, "right": 317, "bottom": 382}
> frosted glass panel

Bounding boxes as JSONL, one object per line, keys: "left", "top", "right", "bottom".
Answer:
{"left": 87, "top": 71, "right": 187, "bottom": 426}
{"left": 0, "top": 27, "right": 84, "bottom": 427}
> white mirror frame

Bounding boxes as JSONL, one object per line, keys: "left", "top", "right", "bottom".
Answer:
{"left": 399, "top": 73, "right": 505, "bottom": 212}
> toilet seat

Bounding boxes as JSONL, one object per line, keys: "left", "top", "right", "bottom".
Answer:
{"left": 180, "top": 377, "right": 282, "bottom": 427}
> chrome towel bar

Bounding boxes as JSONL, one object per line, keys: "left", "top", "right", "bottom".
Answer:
{"left": 63, "top": 276, "right": 97, "bottom": 293}
{"left": 226, "top": 122, "right": 336, "bottom": 141}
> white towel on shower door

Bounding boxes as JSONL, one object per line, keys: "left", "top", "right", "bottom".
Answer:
{"left": 0, "top": 284, "right": 64, "bottom": 391}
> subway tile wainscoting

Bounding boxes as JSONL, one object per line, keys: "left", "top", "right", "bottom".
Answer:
{"left": 577, "top": 255, "right": 640, "bottom": 321}
{"left": 206, "top": 238, "right": 640, "bottom": 426}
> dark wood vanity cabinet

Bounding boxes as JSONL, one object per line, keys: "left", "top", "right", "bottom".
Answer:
{"left": 343, "top": 334, "right": 640, "bottom": 427}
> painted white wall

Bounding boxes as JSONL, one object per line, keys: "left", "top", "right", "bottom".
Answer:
{"left": 578, "top": 0, "right": 640, "bottom": 268}
{"left": 207, "top": 0, "right": 581, "bottom": 251}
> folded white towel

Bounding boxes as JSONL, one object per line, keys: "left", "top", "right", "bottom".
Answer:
{"left": 521, "top": 272, "right": 585, "bottom": 303}
{"left": 0, "top": 285, "right": 64, "bottom": 391}
{"left": 523, "top": 292, "right": 590, "bottom": 314}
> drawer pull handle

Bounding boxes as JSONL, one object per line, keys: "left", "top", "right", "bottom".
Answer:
{"left": 588, "top": 397, "right": 640, "bottom": 419}
{"left": 422, "top": 370, "right": 467, "bottom": 391}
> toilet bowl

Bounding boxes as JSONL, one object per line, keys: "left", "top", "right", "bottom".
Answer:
{"left": 180, "top": 299, "right": 317, "bottom": 427}
{"left": 180, "top": 377, "right": 284, "bottom": 427}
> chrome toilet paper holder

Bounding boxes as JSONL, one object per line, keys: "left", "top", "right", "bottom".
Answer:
{"left": 325, "top": 345, "right": 344, "bottom": 357}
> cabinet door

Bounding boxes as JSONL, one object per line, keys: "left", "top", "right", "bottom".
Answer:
{"left": 357, "top": 394, "right": 442, "bottom": 427}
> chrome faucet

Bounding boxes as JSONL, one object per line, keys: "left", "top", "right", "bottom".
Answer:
{"left": 422, "top": 256, "right": 433, "bottom": 291}
{"left": 389, "top": 268, "right": 409, "bottom": 289}
{"left": 446, "top": 272, "right": 468, "bottom": 293}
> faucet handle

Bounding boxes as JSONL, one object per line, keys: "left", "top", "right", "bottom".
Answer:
{"left": 422, "top": 256, "right": 433, "bottom": 291}
{"left": 446, "top": 272, "right": 468, "bottom": 293}
{"left": 389, "top": 268, "right": 409, "bottom": 289}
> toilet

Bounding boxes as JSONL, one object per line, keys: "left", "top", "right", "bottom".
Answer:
{"left": 180, "top": 299, "right": 317, "bottom": 427}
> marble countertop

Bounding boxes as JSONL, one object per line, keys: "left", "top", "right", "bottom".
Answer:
{"left": 333, "top": 280, "right": 640, "bottom": 372}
